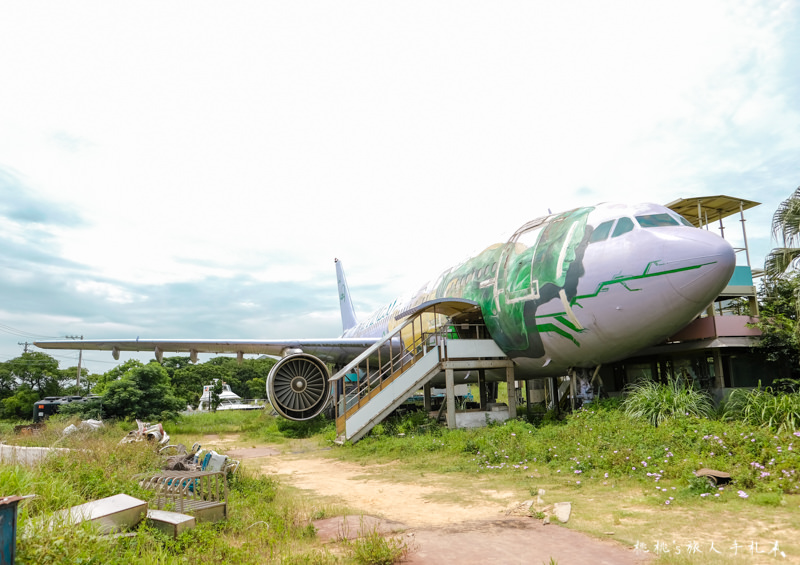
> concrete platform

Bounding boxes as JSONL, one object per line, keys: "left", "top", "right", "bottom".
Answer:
{"left": 146, "top": 509, "right": 196, "bottom": 537}
{"left": 0, "top": 444, "right": 71, "bottom": 465}
{"left": 50, "top": 494, "right": 147, "bottom": 534}
{"left": 405, "top": 517, "right": 650, "bottom": 565}
{"left": 454, "top": 409, "right": 510, "bottom": 428}
{"left": 312, "top": 515, "right": 407, "bottom": 542}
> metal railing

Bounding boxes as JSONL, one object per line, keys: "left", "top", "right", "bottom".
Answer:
{"left": 330, "top": 309, "right": 488, "bottom": 433}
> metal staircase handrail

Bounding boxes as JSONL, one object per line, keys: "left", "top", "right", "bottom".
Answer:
{"left": 329, "top": 310, "right": 431, "bottom": 383}
{"left": 337, "top": 330, "right": 440, "bottom": 408}
{"left": 330, "top": 303, "right": 494, "bottom": 439}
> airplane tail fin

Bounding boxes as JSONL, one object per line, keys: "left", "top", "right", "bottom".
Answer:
{"left": 335, "top": 258, "right": 358, "bottom": 332}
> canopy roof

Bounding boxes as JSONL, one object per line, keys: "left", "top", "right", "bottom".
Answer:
{"left": 665, "top": 195, "right": 761, "bottom": 228}
{"left": 393, "top": 298, "right": 480, "bottom": 322}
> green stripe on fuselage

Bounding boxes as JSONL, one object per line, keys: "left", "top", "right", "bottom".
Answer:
{"left": 535, "top": 323, "right": 581, "bottom": 346}
{"left": 575, "top": 261, "right": 715, "bottom": 304}
{"left": 534, "top": 260, "right": 717, "bottom": 348}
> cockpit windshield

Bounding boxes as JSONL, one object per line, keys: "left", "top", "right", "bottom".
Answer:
{"left": 612, "top": 217, "right": 634, "bottom": 237}
{"left": 636, "top": 213, "right": 680, "bottom": 228}
{"left": 589, "top": 220, "right": 614, "bottom": 243}
{"left": 589, "top": 210, "right": 693, "bottom": 244}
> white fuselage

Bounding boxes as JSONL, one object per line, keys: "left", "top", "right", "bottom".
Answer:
{"left": 343, "top": 202, "right": 735, "bottom": 378}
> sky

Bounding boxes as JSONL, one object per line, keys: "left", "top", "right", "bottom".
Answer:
{"left": 1, "top": 1, "right": 799, "bottom": 375}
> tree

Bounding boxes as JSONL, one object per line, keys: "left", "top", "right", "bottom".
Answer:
{"left": 0, "top": 352, "right": 66, "bottom": 419}
{"left": 757, "top": 186, "right": 800, "bottom": 381}
{"left": 210, "top": 379, "right": 223, "bottom": 412}
{"left": 5, "top": 352, "right": 63, "bottom": 396}
{"left": 0, "top": 362, "right": 16, "bottom": 400}
{"left": 61, "top": 365, "right": 94, "bottom": 396}
{"left": 163, "top": 355, "right": 275, "bottom": 407}
{"left": 245, "top": 377, "right": 267, "bottom": 400}
{"left": 92, "top": 359, "right": 144, "bottom": 395}
{"left": 765, "top": 185, "right": 800, "bottom": 277}
{"left": 101, "top": 362, "right": 183, "bottom": 420}
{"left": 1, "top": 387, "right": 41, "bottom": 420}
{"left": 752, "top": 275, "right": 800, "bottom": 382}
{"left": 171, "top": 362, "right": 228, "bottom": 408}
{"left": 197, "top": 356, "right": 275, "bottom": 399}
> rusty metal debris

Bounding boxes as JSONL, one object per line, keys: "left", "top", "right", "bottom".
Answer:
{"left": 119, "top": 420, "right": 170, "bottom": 446}
{"left": 695, "top": 468, "right": 732, "bottom": 486}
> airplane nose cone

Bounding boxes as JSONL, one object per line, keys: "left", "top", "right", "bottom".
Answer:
{"left": 667, "top": 230, "right": 736, "bottom": 306}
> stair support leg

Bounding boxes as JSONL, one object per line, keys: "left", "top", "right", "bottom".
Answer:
{"left": 423, "top": 384, "right": 432, "bottom": 412}
{"left": 570, "top": 370, "right": 576, "bottom": 412}
{"left": 525, "top": 380, "right": 533, "bottom": 420}
{"left": 506, "top": 365, "right": 516, "bottom": 419}
{"left": 478, "top": 369, "right": 487, "bottom": 411}
{"left": 445, "top": 368, "right": 456, "bottom": 428}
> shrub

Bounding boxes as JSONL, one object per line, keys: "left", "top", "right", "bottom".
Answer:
{"left": 345, "top": 527, "right": 409, "bottom": 565}
{"left": 622, "top": 379, "right": 713, "bottom": 426}
{"left": 724, "top": 386, "right": 800, "bottom": 433}
{"left": 59, "top": 398, "right": 104, "bottom": 420}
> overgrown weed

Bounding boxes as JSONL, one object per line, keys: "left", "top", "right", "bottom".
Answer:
{"left": 724, "top": 385, "right": 800, "bottom": 433}
{"left": 343, "top": 401, "right": 800, "bottom": 497}
{"left": 622, "top": 379, "right": 714, "bottom": 426}
{"left": 1, "top": 416, "right": 339, "bottom": 564}
{"left": 341, "top": 526, "right": 410, "bottom": 565}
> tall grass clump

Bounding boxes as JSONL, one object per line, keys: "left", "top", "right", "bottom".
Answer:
{"left": 344, "top": 527, "right": 409, "bottom": 565}
{"left": 622, "top": 378, "right": 713, "bottom": 426}
{"left": 724, "top": 386, "right": 800, "bottom": 433}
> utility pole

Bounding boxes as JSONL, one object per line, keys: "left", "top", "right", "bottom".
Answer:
{"left": 17, "top": 342, "right": 30, "bottom": 353}
{"left": 66, "top": 335, "right": 84, "bottom": 388}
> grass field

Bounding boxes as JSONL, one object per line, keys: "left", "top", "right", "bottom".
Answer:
{"left": 1, "top": 401, "right": 798, "bottom": 563}
{"left": 338, "top": 401, "right": 800, "bottom": 562}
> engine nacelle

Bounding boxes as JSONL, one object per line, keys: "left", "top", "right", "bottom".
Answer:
{"left": 266, "top": 354, "right": 331, "bottom": 421}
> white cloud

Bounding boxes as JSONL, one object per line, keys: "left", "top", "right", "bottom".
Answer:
{"left": 73, "top": 281, "right": 142, "bottom": 305}
{"left": 0, "top": 1, "right": 798, "bottom": 366}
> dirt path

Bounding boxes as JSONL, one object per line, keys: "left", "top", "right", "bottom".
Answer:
{"left": 260, "top": 454, "right": 512, "bottom": 527}
{"left": 226, "top": 445, "right": 650, "bottom": 564}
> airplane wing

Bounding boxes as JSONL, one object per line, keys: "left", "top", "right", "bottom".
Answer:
{"left": 33, "top": 337, "right": 381, "bottom": 365}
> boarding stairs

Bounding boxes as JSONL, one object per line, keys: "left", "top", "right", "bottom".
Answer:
{"left": 330, "top": 300, "right": 512, "bottom": 444}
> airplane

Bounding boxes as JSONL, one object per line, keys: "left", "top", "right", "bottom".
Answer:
{"left": 36, "top": 201, "right": 736, "bottom": 422}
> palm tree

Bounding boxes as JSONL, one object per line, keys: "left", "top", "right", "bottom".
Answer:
{"left": 766, "top": 186, "right": 800, "bottom": 277}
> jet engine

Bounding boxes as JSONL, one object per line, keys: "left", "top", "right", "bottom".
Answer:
{"left": 266, "top": 354, "right": 331, "bottom": 420}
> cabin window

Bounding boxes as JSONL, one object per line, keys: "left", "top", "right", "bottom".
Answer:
{"left": 676, "top": 214, "right": 695, "bottom": 227}
{"left": 636, "top": 213, "right": 680, "bottom": 228}
{"left": 611, "top": 217, "right": 634, "bottom": 238}
{"left": 589, "top": 220, "right": 614, "bottom": 243}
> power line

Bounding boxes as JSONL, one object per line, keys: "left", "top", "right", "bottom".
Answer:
{"left": 0, "top": 350, "right": 122, "bottom": 366}
{"left": 65, "top": 335, "right": 83, "bottom": 387}
{"left": 0, "top": 321, "right": 63, "bottom": 340}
